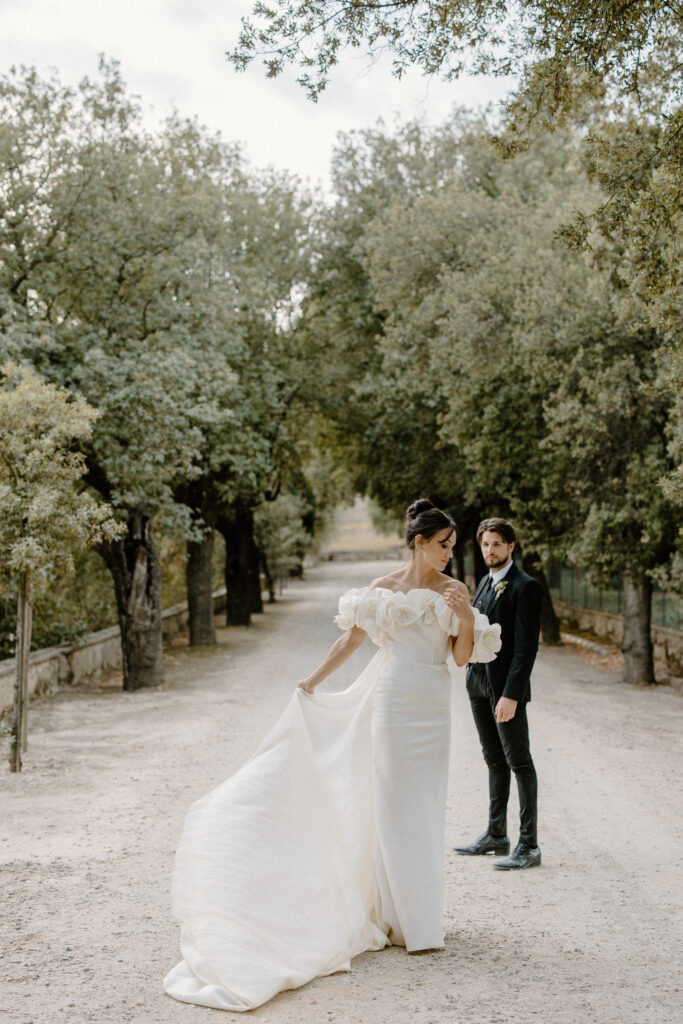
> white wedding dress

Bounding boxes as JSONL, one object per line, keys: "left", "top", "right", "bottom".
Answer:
{"left": 164, "top": 586, "right": 501, "bottom": 1012}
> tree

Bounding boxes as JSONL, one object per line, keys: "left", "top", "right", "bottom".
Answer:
{"left": 303, "top": 110, "right": 678, "bottom": 674}
{"left": 0, "top": 62, "right": 312, "bottom": 679}
{"left": 0, "top": 64, "right": 222, "bottom": 687}
{"left": 541, "top": 326, "right": 677, "bottom": 684}
{"left": 173, "top": 167, "right": 316, "bottom": 635}
{"left": 232, "top": 1, "right": 682, "bottom": 376}
{"left": 230, "top": 1, "right": 680, "bottom": 108}
{"left": 0, "top": 362, "right": 119, "bottom": 771}
{"left": 357, "top": 115, "right": 677, "bottom": 679}
{"left": 360, "top": 121, "right": 597, "bottom": 638}
{"left": 0, "top": 61, "right": 321, "bottom": 668}
{"left": 295, "top": 116, "right": 481, "bottom": 541}
{"left": 298, "top": 118, "right": 570, "bottom": 632}
{"left": 660, "top": 347, "right": 683, "bottom": 507}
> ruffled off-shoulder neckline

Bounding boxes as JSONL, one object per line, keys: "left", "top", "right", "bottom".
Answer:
{"left": 335, "top": 585, "right": 501, "bottom": 664}
{"left": 369, "top": 585, "right": 452, "bottom": 598}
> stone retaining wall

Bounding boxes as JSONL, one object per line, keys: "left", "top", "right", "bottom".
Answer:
{"left": 324, "top": 547, "right": 406, "bottom": 562}
{"left": 554, "top": 599, "right": 683, "bottom": 674}
{"left": 3, "top": 591, "right": 680, "bottom": 714}
{"left": 0, "top": 590, "right": 226, "bottom": 715}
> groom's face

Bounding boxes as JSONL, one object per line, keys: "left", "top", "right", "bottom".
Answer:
{"left": 480, "top": 530, "right": 514, "bottom": 571}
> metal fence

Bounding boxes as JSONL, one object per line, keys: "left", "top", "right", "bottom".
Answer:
{"left": 547, "top": 564, "right": 683, "bottom": 631}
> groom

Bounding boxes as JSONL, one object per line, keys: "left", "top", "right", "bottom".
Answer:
{"left": 455, "top": 517, "right": 543, "bottom": 869}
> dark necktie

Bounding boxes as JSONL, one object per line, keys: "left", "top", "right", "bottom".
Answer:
{"left": 478, "top": 575, "right": 493, "bottom": 604}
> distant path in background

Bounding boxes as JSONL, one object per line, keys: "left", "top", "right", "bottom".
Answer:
{"left": 321, "top": 497, "right": 405, "bottom": 560}
{"left": 2, "top": 560, "right": 681, "bottom": 1024}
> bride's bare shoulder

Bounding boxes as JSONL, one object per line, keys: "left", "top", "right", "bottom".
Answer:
{"left": 435, "top": 573, "right": 469, "bottom": 595}
{"left": 369, "top": 572, "right": 403, "bottom": 592}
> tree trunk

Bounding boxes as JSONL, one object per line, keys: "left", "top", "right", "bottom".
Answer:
{"left": 248, "top": 532, "right": 263, "bottom": 615}
{"left": 261, "top": 550, "right": 276, "bottom": 604}
{"left": 100, "top": 510, "right": 164, "bottom": 691}
{"left": 472, "top": 527, "right": 487, "bottom": 586}
{"left": 522, "top": 552, "right": 562, "bottom": 646}
{"left": 454, "top": 545, "right": 465, "bottom": 584}
{"left": 622, "top": 570, "right": 655, "bottom": 685}
{"left": 186, "top": 529, "right": 217, "bottom": 646}
{"left": 9, "top": 572, "right": 31, "bottom": 772}
{"left": 218, "top": 504, "right": 253, "bottom": 626}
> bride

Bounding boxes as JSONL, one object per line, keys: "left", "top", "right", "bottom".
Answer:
{"left": 164, "top": 499, "right": 501, "bottom": 1012}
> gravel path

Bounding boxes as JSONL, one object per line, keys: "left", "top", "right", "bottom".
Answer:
{"left": 2, "top": 560, "right": 681, "bottom": 1024}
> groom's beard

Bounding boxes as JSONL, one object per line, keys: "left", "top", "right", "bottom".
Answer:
{"left": 485, "top": 557, "right": 510, "bottom": 570}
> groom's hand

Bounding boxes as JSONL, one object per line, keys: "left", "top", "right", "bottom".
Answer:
{"left": 495, "top": 696, "right": 518, "bottom": 723}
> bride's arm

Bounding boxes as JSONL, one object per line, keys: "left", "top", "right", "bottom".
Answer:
{"left": 451, "top": 614, "right": 475, "bottom": 666}
{"left": 444, "top": 582, "right": 475, "bottom": 666}
{"left": 297, "top": 626, "right": 367, "bottom": 693}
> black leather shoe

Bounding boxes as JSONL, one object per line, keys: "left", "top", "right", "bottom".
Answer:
{"left": 454, "top": 832, "right": 510, "bottom": 856}
{"left": 493, "top": 842, "right": 541, "bottom": 870}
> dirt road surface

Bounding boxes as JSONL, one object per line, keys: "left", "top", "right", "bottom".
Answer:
{"left": 2, "top": 560, "right": 681, "bottom": 1024}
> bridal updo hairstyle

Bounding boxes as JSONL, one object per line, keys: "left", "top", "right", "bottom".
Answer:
{"left": 404, "top": 498, "right": 456, "bottom": 549}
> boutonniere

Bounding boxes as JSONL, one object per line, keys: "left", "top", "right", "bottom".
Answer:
{"left": 493, "top": 580, "right": 509, "bottom": 600}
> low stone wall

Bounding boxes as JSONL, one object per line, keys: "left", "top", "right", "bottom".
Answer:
{"left": 0, "top": 590, "right": 227, "bottom": 716}
{"left": 324, "top": 547, "right": 406, "bottom": 562}
{"left": 4, "top": 591, "right": 679, "bottom": 713}
{"left": 554, "top": 599, "right": 683, "bottom": 674}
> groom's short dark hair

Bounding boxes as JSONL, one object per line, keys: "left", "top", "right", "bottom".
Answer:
{"left": 477, "top": 517, "right": 516, "bottom": 545}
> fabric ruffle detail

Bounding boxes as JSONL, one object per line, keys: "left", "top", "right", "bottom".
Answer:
{"left": 335, "top": 586, "right": 501, "bottom": 663}
{"left": 469, "top": 606, "right": 502, "bottom": 663}
{"left": 335, "top": 587, "right": 383, "bottom": 642}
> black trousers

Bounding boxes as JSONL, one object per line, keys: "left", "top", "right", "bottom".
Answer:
{"left": 468, "top": 683, "right": 538, "bottom": 847}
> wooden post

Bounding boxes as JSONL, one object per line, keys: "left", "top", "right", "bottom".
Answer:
{"left": 21, "top": 573, "right": 32, "bottom": 751}
{"left": 9, "top": 572, "right": 28, "bottom": 772}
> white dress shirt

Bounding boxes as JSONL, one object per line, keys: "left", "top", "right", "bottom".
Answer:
{"left": 489, "top": 560, "right": 514, "bottom": 586}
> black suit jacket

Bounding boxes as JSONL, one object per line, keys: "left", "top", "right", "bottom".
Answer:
{"left": 466, "top": 562, "right": 542, "bottom": 704}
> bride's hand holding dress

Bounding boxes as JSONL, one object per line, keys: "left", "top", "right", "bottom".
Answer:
{"left": 297, "top": 624, "right": 367, "bottom": 693}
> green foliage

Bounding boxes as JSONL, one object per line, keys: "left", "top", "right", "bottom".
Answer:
{"left": 1, "top": 52, "right": 678, "bottom": 673}
{"left": 0, "top": 62, "right": 316, "bottom": 529}
{"left": 547, "top": 93, "right": 682, "bottom": 347}
{"left": 230, "top": 2, "right": 680, "bottom": 106}
{"left": 658, "top": 343, "right": 683, "bottom": 507}
{"left": 0, "top": 362, "right": 120, "bottom": 579}
{"left": 295, "top": 117, "right": 491, "bottom": 531}
{"left": 0, "top": 60, "right": 324, "bottom": 566}
{"left": 0, "top": 64, "right": 216, "bottom": 515}
{"left": 303, "top": 112, "right": 679, "bottom": 599}
{"left": 368, "top": 501, "right": 402, "bottom": 539}
{"left": 232, "top": 1, "right": 681, "bottom": 376}
{"left": 0, "top": 62, "right": 339, "bottom": 660}
{"left": 254, "top": 492, "right": 312, "bottom": 581}
{"left": 541, "top": 329, "right": 677, "bottom": 585}
{"left": 360, "top": 123, "right": 594, "bottom": 544}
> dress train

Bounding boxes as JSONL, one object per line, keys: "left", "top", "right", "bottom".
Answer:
{"left": 164, "top": 653, "right": 389, "bottom": 1011}
{"left": 164, "top": 587, "right": 501, "bottom": 1011}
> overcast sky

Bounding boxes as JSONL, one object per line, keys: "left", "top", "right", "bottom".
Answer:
{"left": 1, "top": 0, "right": 515, "bottom": 191}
